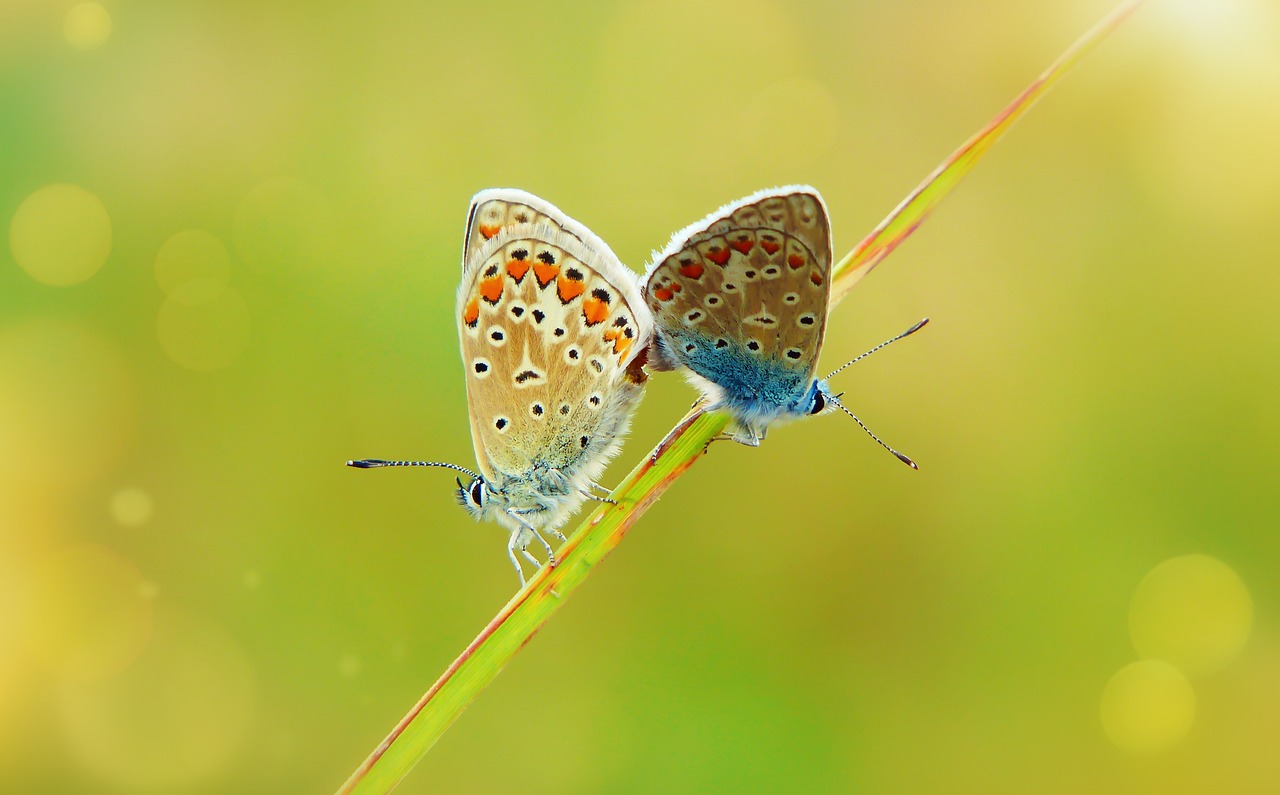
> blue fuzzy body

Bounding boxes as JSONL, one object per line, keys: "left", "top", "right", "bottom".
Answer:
{"left": 659, "top": 329, "right": 823, "bottom": 443}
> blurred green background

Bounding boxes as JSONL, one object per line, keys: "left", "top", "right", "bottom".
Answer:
{"left": 3, "top": 0, "right": 1278, "bottom": 792}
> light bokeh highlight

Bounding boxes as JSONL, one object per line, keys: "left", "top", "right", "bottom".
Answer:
{"left": 64, "top": 3, "right": 112, "bottom": 51}
{"left": 8, "top": 185, "right": 112, "bottom": 286}
{"left": 1100, "top": 659, "right": 1197, "bottom": 755}
{"left": 1130, "top": 554, "right": 1253, "bottom": 676}
{"left": 110, "top": 488, "right": 155, "bottom": 528}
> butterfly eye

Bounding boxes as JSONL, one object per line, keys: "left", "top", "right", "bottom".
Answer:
{"left": 469, "top": 479, "right": 486, "bottom": 507}
{"left": 809, "top": 391, "right": 827, "bottom": 415}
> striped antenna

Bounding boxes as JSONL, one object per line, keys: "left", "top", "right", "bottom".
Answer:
{"left": 825, "top": 317, "right": 929, "bottom": 381}
{"left": 346, "top": 459, "right": 482, "bottom": 481}
{"left": 827, "top": 396, "right": 918, "bottom": 470}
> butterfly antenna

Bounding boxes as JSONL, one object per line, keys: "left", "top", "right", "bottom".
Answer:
{"left": 824, "top": 317, "right": 929, "bottom": 381}
{"left": 346, "top": 459, "right": 482, "bottom": 480}
{"left": 827, "top": 395, "right": 919, "bottom": 470}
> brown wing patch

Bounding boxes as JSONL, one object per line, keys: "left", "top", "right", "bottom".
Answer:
{"left": 644, "top": 188, "right": 833, "bottom": 373}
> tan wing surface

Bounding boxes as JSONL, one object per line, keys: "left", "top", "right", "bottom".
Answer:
{"left": 463, "top": 189, "right": 622, "bottom": 275}
{"left": 643, "top": 187, "right": 832, "bottom": 376}
{"left": 457, "top": 223, "right": 649, "bottom": 482}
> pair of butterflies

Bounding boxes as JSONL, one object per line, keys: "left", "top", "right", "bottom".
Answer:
{"left": 350, "top": 186, "right": 925, "bottom": 585}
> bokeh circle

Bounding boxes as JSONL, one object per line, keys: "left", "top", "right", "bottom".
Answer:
{"left": 9, "top": 185, "right": 112, "bottom": 286}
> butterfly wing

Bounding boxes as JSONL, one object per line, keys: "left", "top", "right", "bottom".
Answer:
{"left": 642, "top": 187, "right": 832, "bottom": 408}
{"left": 457, "top": 201, "right": 651, "bottom": 494}
{"left": 463, "top": 189, "right": 622, "bottom": 274}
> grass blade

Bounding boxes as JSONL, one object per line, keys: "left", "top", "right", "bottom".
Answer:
{"left": 337, "top": 4, "right": 1140, "bottom": 792}
{"left": 829, "top": 0, "right": 1144, "bottom": 306}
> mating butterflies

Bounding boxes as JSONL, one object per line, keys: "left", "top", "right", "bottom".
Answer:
{"left": 350, "top": 185, "right": 922, "bottom": 586}
{"left": 641, "top": 186, "right": 925, "bottom": 463}
{"left": 350, "top": 190, "right": 652, "bottom": 584}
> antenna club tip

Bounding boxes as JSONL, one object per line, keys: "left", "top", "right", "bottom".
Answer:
{"left": 348, "top": 459, "right": 382, "bottom": 468}
{"left": 898, "top": 454, "right": 919, "bottom": 470}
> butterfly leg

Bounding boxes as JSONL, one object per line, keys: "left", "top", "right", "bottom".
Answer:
{"left": 507, "top": 510, "right": 557, "bottom": 567}
{"left": 506, "top": 538, "right": 527, "bottom": 587}
{"left": 520, "top": 546, "right": 543, "bottom": 569}
{"left": 703, "top": 426, "right": 765, "bottom": 451}
{"left": 509, "top": 525, "right": 548, "bottom": 572}
{"left": 580, "top": 482, "right": 618, "bottom": 506}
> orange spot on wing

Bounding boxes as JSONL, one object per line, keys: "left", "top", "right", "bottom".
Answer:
{"left": 506, "top": 259, "right": 531, "bottom": 282}
{"left": 670, "top": 282, "right": 682, "bottom": 293}
{"left": 479, "top": 223, "right": 502, "bottom": 239}
{"left": 787, "top": 253, "right": 806, "bottom": 269}
{"left": 653, "top": 286, "right": 674, "bottom": 302}
{"left": 706, "top": 246, "right": 731, "bottom": 266}
{"left": 810, "top": 271, "right": 824, "bottom": 286}
{"left": 533, "top": 261, "right": 559, "bottom": 287}
{"left": 582, "top": 297, "right": 609, "bottom": 326}
{"left": 557, "top": 275, "right": 586, "bottom": 302}
{"left": 678, "top": 261, "right": 704, "bottom": 279}
{"left": 760, "top": 238, "right": 782, "bottom": 255}
{"left": 604, "top": 329, "right": 633, "bottom": 356}
{"left": 729, "top": 237, "right": 754, "bottom": 254}
{"left": 479, "top": 276, "right": 504, "bottom": 304}
{"left": 463, "top": 298, "right": 480, "bottom": 327}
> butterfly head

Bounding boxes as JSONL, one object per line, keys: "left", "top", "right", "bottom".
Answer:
{"left": 456, "top": 475, "right": 500, "bottom": 519}
{"left": 806, "top": 380, "right": 837, "bottom": 417}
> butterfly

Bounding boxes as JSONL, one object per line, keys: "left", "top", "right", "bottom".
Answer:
{"left": 641, "top": 185, "right": 924, "bottom": 464}
{"left": 350, "top": 189, "right": 653, "bottom": 585}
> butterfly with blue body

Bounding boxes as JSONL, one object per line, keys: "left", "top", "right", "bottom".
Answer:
{"left": 642, "top": 186, "right": 923, "bottom": 463}
{"left": 350, "top": 189, "right": 653, "bottom": 584}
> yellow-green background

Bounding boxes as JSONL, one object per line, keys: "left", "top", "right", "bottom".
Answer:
{"left": 2, "top": 0, "right": 1278, "bottom": 792}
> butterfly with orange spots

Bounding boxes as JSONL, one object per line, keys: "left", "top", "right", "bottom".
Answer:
{"left": 350, "top": 189, "right": 653, "bottom": 585}
{"left": 642, "top": 186, "right": 926, "bottom": 465}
